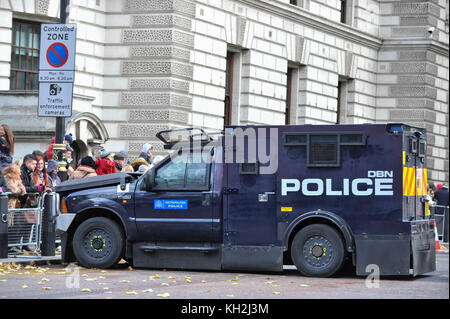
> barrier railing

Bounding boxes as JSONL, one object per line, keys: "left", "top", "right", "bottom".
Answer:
{"left": 0, "top": 191, "right": 59, "bottom": 258}
{"left": 430, "top": 204, "right": 449, "bottom": 244}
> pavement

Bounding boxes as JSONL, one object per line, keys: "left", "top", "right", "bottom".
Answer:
{"left": 1, "top": 242, "right": 448, "bottom": 266}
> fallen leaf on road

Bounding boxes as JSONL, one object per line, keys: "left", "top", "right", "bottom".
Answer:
{"left": 149, "top": 274, "right": 160, "bottom": 279}
{"left": 100, "top": 270, "right": 108, "bottom": 273}
{"left": 22, "top": 285, "right": 28, "bottom": 289}
{"left": 128, "top": 266, "right": 133, "bottom": 271}
{"left": 41, "top": 278, "right": 50, "bottom": 282}
{"left": 265, "top": 281, "right": 277, "bottom": 284}
{"left": 157, "top": 292, "right": 170, "bottom": 298}
{"left": 186, "top": 279, "right": 191, "bottom": 283}
{"left": 125, "top": 291, "right": 138, "bottom": 295}
{"left": 201, "top": 280, "right": 207, "bottom": 283}
{"left": 85, "top": 278, "right": 98, "bottom": 281}
{"left": 42, "top": 287, "right": 51, "bottom": 290}
{"left": 0, "top": 279, "right": 7, "bottom": 282}
{"left": 103, "top": 287, "right": 109, "bottom": 290}
{"left": 161, "top": 283, "right": 169, "bottom": 286}
{"left": 80, "top": 288, "right": 91, "bottom": 292}
{"left": 120, "top": 280, "right": 130, "bottom": 283}
{"left": 142, "top": 289, "right": 154, "bottom": 293}
{"left": 226, "top": 294, "right": 235, "bottom": 297}
{"left": 168, "top": 276, "right": 176, "bottom": 279}
{"left": 300, "top": 284, "right": 310, "bottom": 287}
{"left": 273, "top": 291, "right": 281, "bottom": 295}
{"left": 184, "top": 276, "right": 191, "bottom": 280}
{"left": 232, "top": 283, "right": 238, "bottom": 286}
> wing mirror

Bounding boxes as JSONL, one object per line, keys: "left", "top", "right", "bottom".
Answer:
{"left": 144, "top": 169, "right": 155, "bottom": 191}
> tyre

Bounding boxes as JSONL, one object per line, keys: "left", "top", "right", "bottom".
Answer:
{"left": 290, "top": 224, "right": 345, "bottom": 277}
{"left": 72, "top": 217, "right": 124, "bottom": 269}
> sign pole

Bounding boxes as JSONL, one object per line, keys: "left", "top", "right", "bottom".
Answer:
{"left": 55, "top": 0, "right": 69, "bottom": 146}
{"left": 53, "top": 0, "right": 70, "bottom": 168}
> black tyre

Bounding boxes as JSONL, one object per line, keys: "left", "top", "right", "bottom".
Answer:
{"left": 291, "top": 224, "right": 345, "bottom": 277}
{"left": 72, "top": 217, "right": 124, "bottom": 269}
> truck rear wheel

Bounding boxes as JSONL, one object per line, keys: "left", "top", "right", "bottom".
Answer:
{"left": 72, "top": 217, "right": 124, "bottom": 269}
{"left": 291, "top": 224, "right": 345, "bottom": 277}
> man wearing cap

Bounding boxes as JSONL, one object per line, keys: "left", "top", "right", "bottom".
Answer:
{"left": 114, "top": 152, "right": 126, "bottom": 172}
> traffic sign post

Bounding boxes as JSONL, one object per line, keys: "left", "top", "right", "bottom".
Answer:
{"left": 38, "top": 23, "right": 76, "bottom": 118}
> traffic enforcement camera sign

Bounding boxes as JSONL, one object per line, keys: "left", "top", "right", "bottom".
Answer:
{"left": 38, "top": 24, "right": 76, "bottom": 117}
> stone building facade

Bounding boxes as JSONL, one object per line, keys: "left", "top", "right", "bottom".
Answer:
{"left": 0, "top": 0, "right": 448, "bottom": 183}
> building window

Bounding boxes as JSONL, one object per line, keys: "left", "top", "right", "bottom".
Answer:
{"left": 10, "top": 20, "right": 41, "bottom": 90}
{"left": 340, "top": 0, "right": 346, "bottom": 23}
{"left": 290, "top": 0, "right": 298, "bottom": 5}
{"left": 224, "top": 51, "right": 235, "bottom": 127}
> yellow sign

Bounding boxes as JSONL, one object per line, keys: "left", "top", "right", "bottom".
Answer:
{"left": 281, "top": 207, "right": 292, "bottom": 212}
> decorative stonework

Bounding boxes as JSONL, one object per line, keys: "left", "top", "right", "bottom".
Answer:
{"left": 120, "top": 93, "right": 192, "bottom": 108}
{"left": 128, "top": 141, "right": 165, "bottom": 153}
{"left": 129, "top": 78, "right": 190, "bottom": 92}
{"left": 36, "top": 0, "right": 49, "bottom": 15}
{"left": 130, "top": 46, "right": 190, "bottom": 61}
{"left": 124, "top": 0, "right": 195, "bottom": 17}
{"left": 121, "top": 61, "right": 193, "bottom": 78}
{"left": 120, "top": 124, "right": 170, "bottom": 138}
{"left": 236, "top": 16, "right": 247, "bottom": 47}
{"left": 128, "top": 109, "right": 188, "bottom": 123}
{"left": 132, "top": 14, "right": 192, "bottom": 30}
{"left": 123, "top": 29, "right": 194, "bottom": 46}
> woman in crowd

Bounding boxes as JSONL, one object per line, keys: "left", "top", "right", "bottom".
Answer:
{"left": 139, "top": 143, "right": 154, "bottom": 165}
{"left": 95, "top": 149, "right": 116, "bottom": 175}
{"left": 33, "top": 156, "right": 50, "bottom": 191}
{"left": 0, "top": 124, "right": 14, "bottom": 170}
{"left": 47, "top": 160, "right": 62, "bottom": 189}
{"left": 70, "top": 156, "right": 97, "bottom": 179}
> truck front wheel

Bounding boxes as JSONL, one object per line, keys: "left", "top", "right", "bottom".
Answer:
{"left": 291, "top": 224, "right": 345, "bottom": 277}
{"left": 72, "top": 217, "right": 124, "bottom": 269}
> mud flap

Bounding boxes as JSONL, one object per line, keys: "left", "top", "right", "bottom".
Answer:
{"left": 411, "top": 220, "right": 436, "bottom": 276}
{"left": 355, "top": 235, "right": 411, "bottom": 276}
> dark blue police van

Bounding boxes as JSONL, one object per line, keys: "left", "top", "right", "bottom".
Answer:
{"left": 55, "top": 124, "right": 436, "bottom": 277}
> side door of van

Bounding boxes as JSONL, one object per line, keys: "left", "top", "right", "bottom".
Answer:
{"left": 134, "top": 152, "right": 215, "bottom": 242}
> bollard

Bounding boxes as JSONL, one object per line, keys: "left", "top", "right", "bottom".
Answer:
{"left": 41, "top": 192, "right": 56, "bottom": 256}
{"left": 0, "top": 193, "right": 8, "bottom": 258}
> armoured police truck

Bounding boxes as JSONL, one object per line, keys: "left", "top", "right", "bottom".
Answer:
{"left": 55, "top": 124, "right": 436, "bottom": 277}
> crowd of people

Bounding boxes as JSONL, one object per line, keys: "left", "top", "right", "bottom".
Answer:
{"left": 0, "top": 123, "right": 165, "bottom": 212}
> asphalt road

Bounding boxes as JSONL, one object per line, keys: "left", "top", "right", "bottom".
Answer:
{"left": 0, "top": 254, "right": 448, "bottom": 300}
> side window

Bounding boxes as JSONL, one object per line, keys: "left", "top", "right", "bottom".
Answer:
{"left": 154, "top": 159, "right": 186, "bottom": 189}
{"left": 153, "top": 153, "right": 210, "bottom": 190}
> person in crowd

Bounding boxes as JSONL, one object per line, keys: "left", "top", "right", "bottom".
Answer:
{"left": 436, "top": 183, "right": 443, "bottom": 191}
{"left": 113, "top": 153, "right": 126, "bottom": 172}
{"left": 152, "top": 155, "right": 164, "bottom": 166}
{"left": 91, "top": 145, "right": 104, "bottom": 161}
{"left": 131, "top": 157, "right": 149, "bottom": 172}
{"left": 64, "top": 133, "right": 73, "bottom": 150}
{"left": 70, "top": 156, "right": 97, "bottom": 179}
{"left": 433, "top": 184, "right": 449, "bottom": 207}
{"left": 2, "top": 164, "right": 27, "bottom": 253}
{"left": 33, "top": 156, "right": 50, "bottom": 191}
{"left": 20, "top": 154, "right": 41, "bottom": 196}
{"left": 119, "top": 150, "right": 129, "bottom": 165}
{"left": 0, "top": 124, "right": 14, "bottom": 170}
{"left": 95, "top": 149, "right": 116, "bottom": 175}
{"left": 138, "top": 165, "right": 150, "bottom": 173}
{"left": 121, "top": 165, "right": 134, "bottom": 173}
{"left": 47, "top": 160, "right": 62, "bottom": 190}
{"left": 139, "top": 143, "right": 153, "bottom": 165}
{"left": 2, "top": 164, "right": 26, "bottom": 210}
{"left": 45, "top": 137, "right": 55, "bottom": 162}
{"left": 426, "top": 182, "right": 436, "bottom": 206}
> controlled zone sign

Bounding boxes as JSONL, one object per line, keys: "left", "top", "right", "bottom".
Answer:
{"left": 38, "top": 24, "right": 76, "bottom": 117}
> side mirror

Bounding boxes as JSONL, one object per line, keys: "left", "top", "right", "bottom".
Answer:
{"left": 144, "top": 170, "right": 155, "bottom": 191}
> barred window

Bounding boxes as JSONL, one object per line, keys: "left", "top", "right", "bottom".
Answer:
{"left": 10, "top": 20, "right": 41, "bottom": 90}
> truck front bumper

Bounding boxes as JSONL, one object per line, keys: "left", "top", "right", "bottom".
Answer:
{"left": 55, "top": 213, "right": 76, "bottom": 235}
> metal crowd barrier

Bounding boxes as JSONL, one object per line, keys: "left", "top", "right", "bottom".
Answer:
{"left": 430, "top": 204, "right": 449, "bottom": 244}
{"left": 0, "top": 191, "right": 59, "bottom": 258}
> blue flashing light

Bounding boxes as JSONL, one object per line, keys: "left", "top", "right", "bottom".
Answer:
{"left": 389, "top": 124, "right": 404, "bottom": 134}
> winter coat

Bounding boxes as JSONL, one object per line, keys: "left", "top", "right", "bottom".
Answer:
{"left": 69, "top": 166, "right": 97, "bottom": 180}
{"left": 2, "top": 167, "right": 26, "bottom": 209}
{"left": 20, "top": 164, "right": 39, "bottom": 194}
{"left": 48, "top": 172, "right": 62, "bottom": 189}
{"left": 95, "top": 158, "right": 116, "bottom": 176}
{"left": 0, "top": 136, "right": 13, "bottom": 170}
